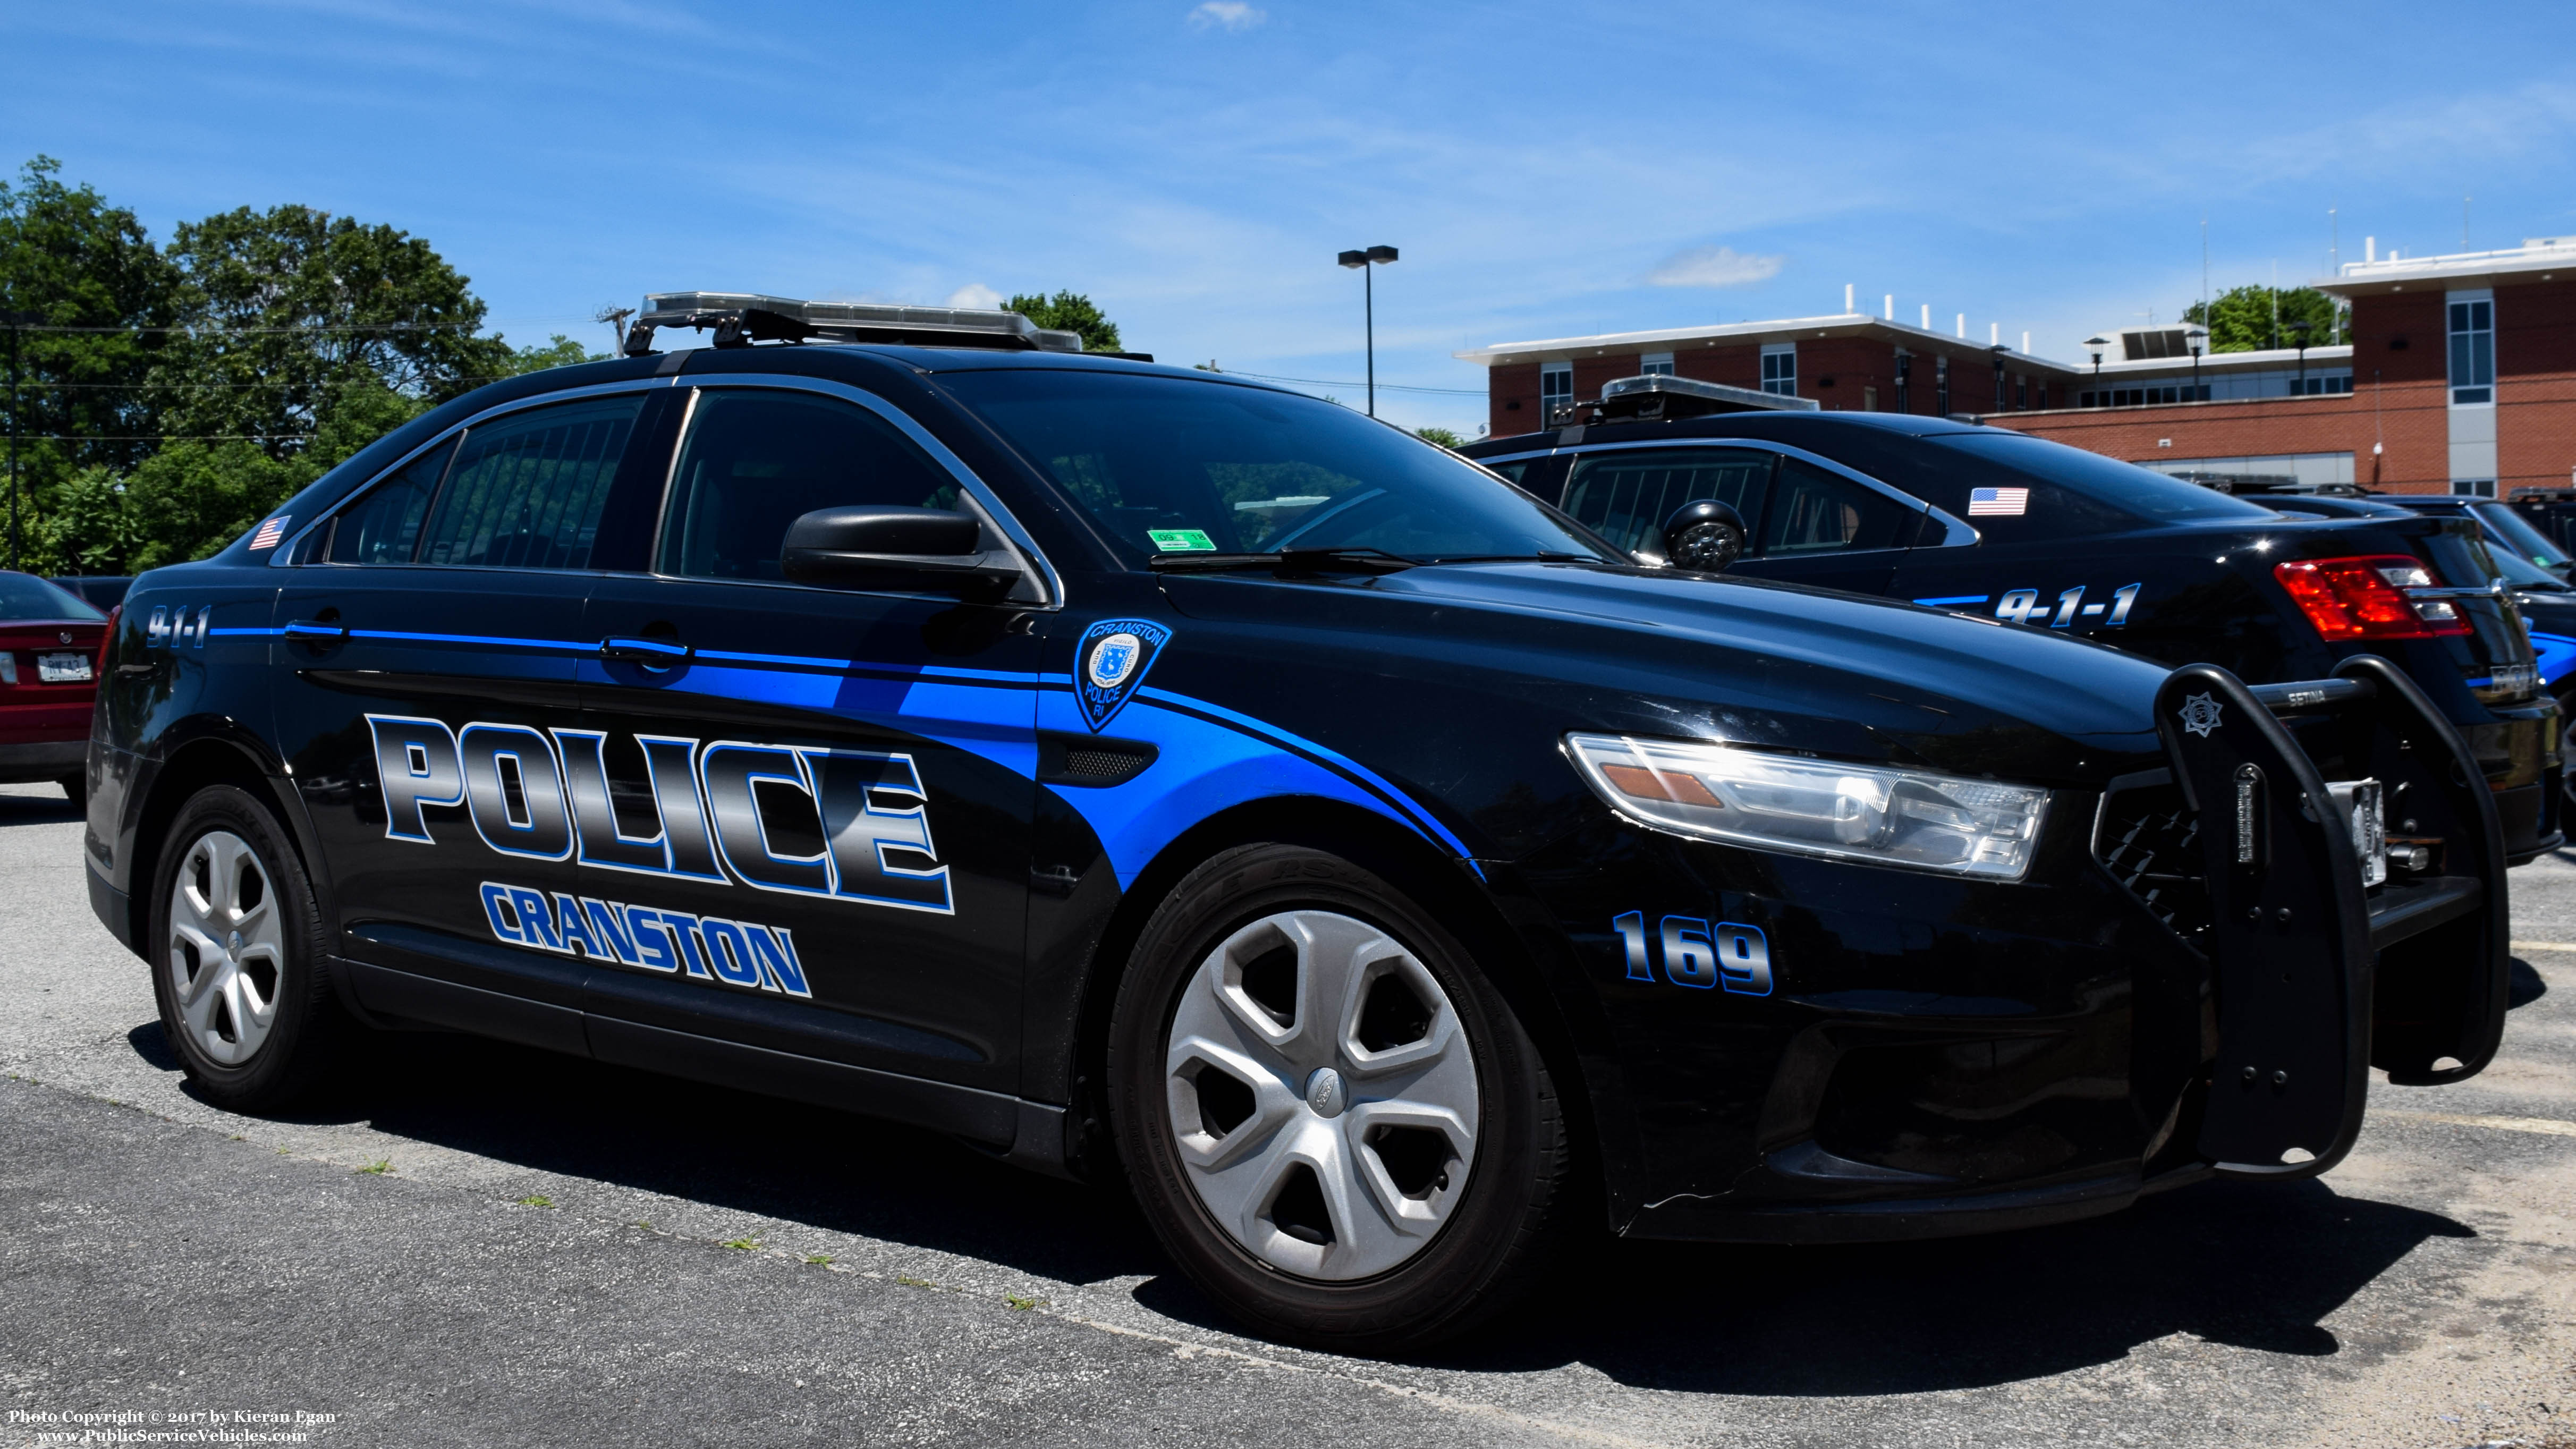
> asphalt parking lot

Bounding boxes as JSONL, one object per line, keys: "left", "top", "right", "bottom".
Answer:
{"left": 1, "top": 780, "right": 2568, "bottom": 1448}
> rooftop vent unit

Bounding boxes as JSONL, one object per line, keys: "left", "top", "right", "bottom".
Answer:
{"left": 624, "top": 292, "right": 1089, "bottom": 357}
{"left": 1555, "top": 372, "right": 1820, "bottom": 427}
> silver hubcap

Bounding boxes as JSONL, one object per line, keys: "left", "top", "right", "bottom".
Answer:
{"left": 1164, "top": 909, "right": 1479, "bottom": 1281}
{"left": 166, "top": 829, "right": 284, "bottom": 1066}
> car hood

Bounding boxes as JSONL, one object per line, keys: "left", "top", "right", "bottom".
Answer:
{"left": 1162, "top": 560, "right": 2176, "bottom": 785}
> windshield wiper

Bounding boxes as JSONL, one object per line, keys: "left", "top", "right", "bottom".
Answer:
{"left": 1148, "top": 546, "right": 1418, "bottom": 574}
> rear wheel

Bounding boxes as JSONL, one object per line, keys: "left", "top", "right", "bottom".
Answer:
{"left": 148, "top": 786, "right": 348, "bottom": 1112}
{"left": 1108, "top": 844, "right": 1570, "bottom": 1351}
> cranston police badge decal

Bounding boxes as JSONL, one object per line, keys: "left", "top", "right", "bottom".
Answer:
{"left": 2178, "top": 692, "right": 2224, "bottom": 738}
{"left": 1075, "top": 618, "right": 1172, "bottom": 732}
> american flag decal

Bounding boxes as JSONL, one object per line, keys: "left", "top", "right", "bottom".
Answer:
{"left": 250, "top": 514, "right": 291, "bottom": 550}
{"left": 1967, "top": 487, "right": 2028, "bottom": 516}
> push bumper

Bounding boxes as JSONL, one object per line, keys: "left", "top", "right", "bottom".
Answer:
{"left": 1616, "top": 656, "right": 2507, "bottom": 1242}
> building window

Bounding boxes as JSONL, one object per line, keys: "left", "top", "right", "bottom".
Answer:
{"left": 1759, "top": 343, "right": 1796, "bottom": 396}
{"left": 1639, "top": 352, "right": 1675, "bottom": 376}
{"left": 1893, "top": 352, "right": 1911, "bottom": 413}
{"left": 2448, "top": 293, "right": 2494, "bottom": 405}
{"left": 2456, "top": 480, "right": 2498, "bottom": 498}
{"left": 2289, "top": 374, "right": 2353, "bottom": 396}
{"left": 1935, "top": 355, "right": 1950, "bottom": 417}
{"left": 2015, "top": 376, "right": 2028, "bottom": 410}
{"left": 1863, "top": 385, "right": 1879, "bottom": 411}
{"left": 1540, "top": 361, "right": 1573, "bottom": 420}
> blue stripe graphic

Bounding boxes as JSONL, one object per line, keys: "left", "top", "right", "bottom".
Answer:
{"left": 1912, "top": 594, "right": 1989, "bottom": 607}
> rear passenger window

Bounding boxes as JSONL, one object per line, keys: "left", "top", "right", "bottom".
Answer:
{"left": 1561, "top": 448, "right": 1773, "bottom": 555}
{"left": 323, "top": 438, "right": 454, "bottom": 565}
{"left": 1761, "top": 457, "right": 1918, "bottom": 555}
{"left": 417, "top": 396, "right": 647, "bottom": 570}
{"left": 658, "top": 389, "right": 959, "bottom": 581}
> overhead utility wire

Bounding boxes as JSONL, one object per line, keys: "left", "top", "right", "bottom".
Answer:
{"left": 1224, "top": 369, "right": 1485, "bottom": 397}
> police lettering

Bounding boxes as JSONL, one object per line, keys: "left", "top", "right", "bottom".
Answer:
{"left": 366, "top": 715, "right": 952, "bottom": 914}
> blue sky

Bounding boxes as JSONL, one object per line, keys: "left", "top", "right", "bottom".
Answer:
{"left": 6, "top": 1, "right": 2572, "bottom": 435}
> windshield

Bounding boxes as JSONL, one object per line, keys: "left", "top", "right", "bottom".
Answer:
{"left": 0, "top": 573, "right": 106, "bottom": 622}
{"left": 1927, "top": 433, "right": 2278, "bottom": 525}
{"left": 938, "top": 370, "right": 1619, "bottom": 565}
{"left": 2472, "top": 501, "right": 2574, "bottom": 570}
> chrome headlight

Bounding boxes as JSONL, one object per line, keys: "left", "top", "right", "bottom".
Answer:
{"left": 1565, "top": 733, "right": 2053, "bottom": 881}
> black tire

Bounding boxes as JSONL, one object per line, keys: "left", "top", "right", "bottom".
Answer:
{"left": 1107, "top": 843, "right": 1570, "bottom": 1351}
{"left": 147, "top": 785, "right": 349, "bottom": 1112}
{"left": 58, "top": 772, "right": 85, "bottom": 812}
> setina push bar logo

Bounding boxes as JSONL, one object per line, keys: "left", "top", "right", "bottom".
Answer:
{"left": 365, "top": 713, "right": 953, "bottom": 916}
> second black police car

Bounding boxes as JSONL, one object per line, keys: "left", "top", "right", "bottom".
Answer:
{"left": 1462, "top": 375, "right": 2562, "bottom": 864}
{"left": 84, "top": 295, "right": 2513, "bottom": 1350}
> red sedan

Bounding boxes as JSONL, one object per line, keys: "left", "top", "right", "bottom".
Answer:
{"left": 0, "top": 572, "right": 108, "bottom": 806}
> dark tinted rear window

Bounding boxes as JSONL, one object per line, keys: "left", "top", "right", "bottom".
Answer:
{"left": 1780, "top": 426, "right": 2272, "bottom": 538}
{"left": 0, "top": 573, "right": 105, "bottom": 622}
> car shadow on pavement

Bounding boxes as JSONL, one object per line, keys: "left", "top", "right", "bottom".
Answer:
{"left": 132, "top": 1016, "right": 2472, "bottom": 1394}
{"left": 165, "top": 1022, "right": 1165, "bottom": 1289}
{"left": 1393, "top": 1177, "right": 2473, "bottom": 1393}
{"left": 0, "top": 788, "right": 81, "bottom": 827}
{"left": 2509, "top": 957, "right": 2548, "bottom": 1007}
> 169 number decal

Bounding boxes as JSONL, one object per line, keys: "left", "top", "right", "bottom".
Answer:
{"left": 1612, "top": 912, "right": 1773, "bottom": 995}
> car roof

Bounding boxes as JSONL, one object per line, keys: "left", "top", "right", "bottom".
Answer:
{"left": 1463, "top": 410, "right": 1995, "bottom": 456}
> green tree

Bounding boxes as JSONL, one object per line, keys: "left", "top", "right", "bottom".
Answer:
{"left": 0, "top": 156, "right": 184, "bottom": 485}
{"left": 1004, "top": 291, "right": 1123, "bottom": 352}
{"left": 2183, "top": 285, "right": 2348, "bottom": 353}
{"left": 500, "top": 333, "right": 607, "bottom": 376}
{"left": 1414, "top": 426, "right": 1468, "bottom": 450}
{"left": 152, "top": 204, "right": 515, "bottom": 455}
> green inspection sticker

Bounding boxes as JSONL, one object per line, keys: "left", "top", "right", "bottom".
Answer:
{"left": 1148, "top": 529, "right": 1217, "bottom": 553}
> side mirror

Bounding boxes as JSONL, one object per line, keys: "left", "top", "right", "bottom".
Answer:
{"left": 1661, "top": 499, "right": 1747, "bottom": 573}
{"left": 780, "top": 506, "right": 1022, "bottom": 599}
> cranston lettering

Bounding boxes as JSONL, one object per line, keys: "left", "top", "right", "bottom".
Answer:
{"left": 479, "top": 879, "right": 812, "bottom": 997}
{"left": 368, "top": 714, "right": 952, "bottom": 914}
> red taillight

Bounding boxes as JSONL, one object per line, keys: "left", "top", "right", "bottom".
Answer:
{"left": 98, "top": 606, "right": 119, "bottom": 675}
{"left": 2273, "top": 555, "right": 2471, "bottom": 640}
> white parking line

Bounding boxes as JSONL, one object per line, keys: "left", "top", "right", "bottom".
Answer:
{"left": 2374, "top": 1110, "right": 2576, "bottom": 1138}
{"left": 2511, "top": 940, "right": 2576, "bottom": 953}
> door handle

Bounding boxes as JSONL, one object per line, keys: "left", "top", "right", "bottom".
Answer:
{"left": 282, "top": 619, "right": 347, "bottom": 641}
{"left": 600, "top": 635, "right": 691, "bottom": 664}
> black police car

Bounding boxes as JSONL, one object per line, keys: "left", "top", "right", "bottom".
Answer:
{"left": 84, "top": 296, "right": 2512, "bottom": 1350}
{"left": 1461, "top": 375, "right": 2562, "bottom": 864}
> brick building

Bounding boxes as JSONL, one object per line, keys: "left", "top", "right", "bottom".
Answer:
{"left": 1456, "top": 236, "right": 2576, "bottom": 497}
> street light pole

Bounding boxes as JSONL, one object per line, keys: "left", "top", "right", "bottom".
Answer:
{"left": 1336, "top": 245, "right": 1398, "bottom": 416}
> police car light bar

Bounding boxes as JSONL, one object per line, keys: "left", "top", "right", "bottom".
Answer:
{"left": 1599, "top": 374, "right": 1820, "bottom": 413}
{"left": 625, "top": 292, "right": 1086, "bottom": 357}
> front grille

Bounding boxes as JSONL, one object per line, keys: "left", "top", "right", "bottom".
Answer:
{"left": 2094, "top": 778, "right": 2210, "bottom": 944}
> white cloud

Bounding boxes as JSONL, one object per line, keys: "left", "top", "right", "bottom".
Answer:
{"left": 945, "top": 282, "right": 1004, "bottom": 309}
{"left": 1646, "top": 245, "right": 1786, "bottom": 289}
{"left": 1187, "top": 2, "right": 1264, "bottom": 32}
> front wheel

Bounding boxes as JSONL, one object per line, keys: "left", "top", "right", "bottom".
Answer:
{"left": 149, "top": 785, "right": 348, "bottom": 1112}
{"left": 1108, "top": 844, "right": 1571, "bottom": 1351}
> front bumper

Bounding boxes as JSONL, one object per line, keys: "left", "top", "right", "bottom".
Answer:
{"left": 1528, "top": 657, "right": 2509, "bottom": 1243}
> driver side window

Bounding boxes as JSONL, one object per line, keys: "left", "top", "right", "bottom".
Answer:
{"left": 659, "top": 389, "right": 962, "bottom": 581}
